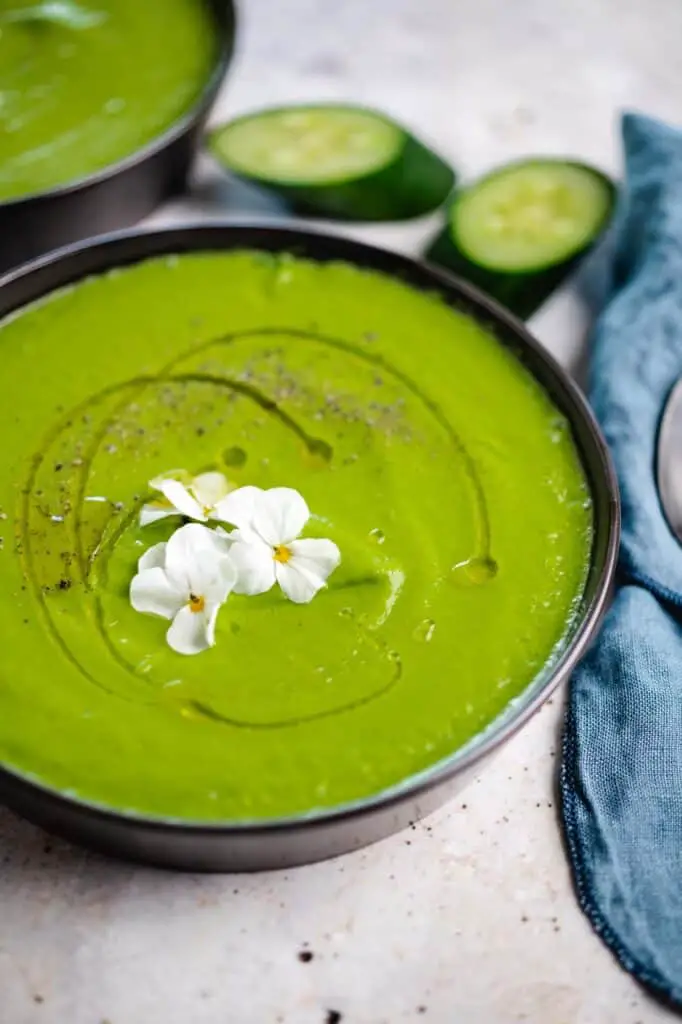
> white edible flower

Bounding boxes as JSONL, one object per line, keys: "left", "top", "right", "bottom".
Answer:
{"left": 140, "top": 470, "right": 233, "bottom": 527}
{"left": 217, "top": 486, "right": 341, "bottom": 604}
{"left": 130, "top": 523, "right": 236, "bottom": 655}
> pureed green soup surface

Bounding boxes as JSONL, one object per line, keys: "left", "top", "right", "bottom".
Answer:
{"left": 0, "top": 0, "right": 216, "bottom": 201}
{"left": 0, "top": 252, "right": 592, "bottom": 820}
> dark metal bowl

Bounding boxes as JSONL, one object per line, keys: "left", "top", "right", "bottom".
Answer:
{"left": 0, "top": 1, "right": 236, "bottom": 275}
{"left": 0, "top": 224, "right": 620, "bottom": 871}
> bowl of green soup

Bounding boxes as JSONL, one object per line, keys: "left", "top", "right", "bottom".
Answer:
{"left": 0, "top": 225, "right": 619, "bottom": 870}
{"left": 0, "top": 0, "right": 235, "bottom": 272}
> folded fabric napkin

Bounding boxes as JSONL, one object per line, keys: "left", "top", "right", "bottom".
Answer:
{"left": 561, "top": 112, "right": 682, "bottom": 1006}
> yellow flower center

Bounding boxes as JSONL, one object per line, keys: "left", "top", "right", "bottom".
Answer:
{"left": 273, "top": 544, "right": 292, "bottom": 564}
{"left": 188, "top": 593, "right": 205, "bottom": 613}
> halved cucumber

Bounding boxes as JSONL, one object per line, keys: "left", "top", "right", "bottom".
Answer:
{"left": 207, "top": 104, "right": 456, "bottom": 221}
{"left": 425, "top": 159, "right": 616, "bottom": 319}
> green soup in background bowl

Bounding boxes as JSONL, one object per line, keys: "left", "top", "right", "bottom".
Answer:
{"left": 0, "top": 0, "right": 218, "bottom": 200}
{"left": 0, "top": 226, "right": 619, "bottom": 871}
{"left": 0, "top": 1, "right": 235, "bottom": 271}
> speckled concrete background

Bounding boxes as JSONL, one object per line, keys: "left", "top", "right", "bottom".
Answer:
{"left": 2, "top": 1, "right": 682, "bottom": 1021}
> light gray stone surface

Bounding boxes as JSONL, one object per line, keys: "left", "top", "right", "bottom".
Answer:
{"left": 2, "top": 1, "right": 681, "bottom": 1021}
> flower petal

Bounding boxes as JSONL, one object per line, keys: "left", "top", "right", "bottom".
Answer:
{"left": 139, "top": 503, "right": 176, "bottom": 527}
{"left": 149, "top": 468, "right": 192, "bottom": 490}
{"left": 275, "top": 560, "right": 326, "bottom": 604}
{"left": 207, "top": 527, "right": 233, "bottom": 556}
{"left": 164, "top": 523, "right": 230, "bottom": 593}
{"left": 190, "top": 471, "right": 231, "bottom": 510}
{"left": 157, "top": 479, "right": 206, "bottom": 521}
{"left": 191, "top": 550, "right": 238, "bottom": 606}
{"left": 288, "top": 538, "right": 341, "bottom": 581}
{"left": 252, "top": 487, "right": 309, "bottom": 545}
{"left": 214, "top": 525, "right": 235, "bottom": 546}
{"left": 204, "top": 601, "right": 221, "bottom": 648}
{"left": 138, "top": 541, "right": 167, "bottom": 572}
{"left": 130, "top": 567, "right": 185, "bottom": 620}
{"left": 214, "top": 485, "right": 264, "bottom": 530}
{"left": 229, "top": 535, "right": 276, "bottom": 595}
{"left": 166, "top": 605, "right": 214, "bottom": 655}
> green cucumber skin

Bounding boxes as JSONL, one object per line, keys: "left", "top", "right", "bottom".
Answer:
{"left": 425, "top": 167, "right": 617, "bottom": 319}
{"left": 208, "top": 129, "right": 456, "bottom": 222}
{"left": 424, "top": 226, "right": 581, "bottom": 319}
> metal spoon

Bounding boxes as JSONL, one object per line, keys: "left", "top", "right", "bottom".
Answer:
{"left": 657, "top": 378, "right": 682, "bottom": 542}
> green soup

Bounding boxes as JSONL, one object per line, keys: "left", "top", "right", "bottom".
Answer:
{"left": 0, "top": 0, "right": 217, "bottom": 201}
{"left": 0, "top": 252, "right": 592, "bottom": 820}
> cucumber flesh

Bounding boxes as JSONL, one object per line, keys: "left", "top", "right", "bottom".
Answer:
{"left": 211, "top": 106, "right": 403, "bottom": 185}
{"left": 425, "top": 158, "right": 616, "bottom": 319}
{"left": 207, "top": 104, "right": 456, "bottom": 222}
{"left": 453, "top": 160, "right": 614, "bottom": 273}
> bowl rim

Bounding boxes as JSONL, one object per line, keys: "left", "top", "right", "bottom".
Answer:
{"left": 0, "top": 0, "right": 236, "bottom": 212}
{"left": 0, "top": 221, "right": 621, "bottom": 838}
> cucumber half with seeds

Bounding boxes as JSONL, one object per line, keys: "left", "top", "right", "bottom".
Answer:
{"left": 425, "top": 159, "right": 616, "bottom": 319}
{"left": 208, "top": 104, "right": 456, "bottom": 221}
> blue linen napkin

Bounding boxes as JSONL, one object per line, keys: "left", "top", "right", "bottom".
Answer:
{"left": 561, "top": 112, "right": 682, "bottom": 1006}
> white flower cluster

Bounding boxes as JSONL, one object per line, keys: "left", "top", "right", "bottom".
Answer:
{"left": 130, "top": 472, "right": 341, "bottom": 656}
